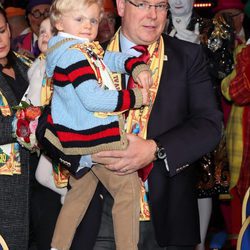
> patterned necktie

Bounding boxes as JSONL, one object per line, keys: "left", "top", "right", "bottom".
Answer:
{"left": 126, "top": 45, "right": 153, "bottom": 182}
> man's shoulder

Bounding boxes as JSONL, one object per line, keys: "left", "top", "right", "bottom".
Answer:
{"left": 162, "top": 33, "right": 202, "bottom": 60}
{"left": 161, "top": 34, "right": 205, "bottom": 67}
{"left": 162, "top": 33, "right": 200, "bottom": 50}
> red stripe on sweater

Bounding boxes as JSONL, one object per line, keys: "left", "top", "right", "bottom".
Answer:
{"left": 47, "top": 114, "right": 53, "bottom": 124}
{"left": 54, "top": 72, "right": 69, "bottom": 82}
{"left": 57, "top": 127, "right": 120, "bottom": 142}
{"left": 53, "top": 66, "right": 95, "bottom": 83}
{"left": 120, "top": 90, "right": 131, "bottom": 111}
{"left": 126, "top": 57, "right": 138, "bottom": 72}
{"left": 68, "top": 66, "right": 95, "bottom": 82}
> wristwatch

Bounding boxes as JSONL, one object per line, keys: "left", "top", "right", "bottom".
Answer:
{"left": 154, "top": 139, "right": 167, "bottom": 160}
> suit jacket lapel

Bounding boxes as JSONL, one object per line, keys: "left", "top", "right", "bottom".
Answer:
{"left": 147, "top": 35, "right": 169, "bottom": 138}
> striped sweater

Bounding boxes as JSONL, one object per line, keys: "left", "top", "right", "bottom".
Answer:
{"left": 44, "top": 34, "right": 145, "bottom": 156}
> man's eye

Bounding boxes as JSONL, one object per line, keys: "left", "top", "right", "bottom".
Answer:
{"left": 155, "top": 4, "right": 165, "bottom": 9}
{"left": 137, "top": 2, "right": 147, "bottom": 8}
{"left": 107, "top": 17, "right": 115, "bottom": 23}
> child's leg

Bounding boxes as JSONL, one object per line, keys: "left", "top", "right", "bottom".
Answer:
{"left": 35, "top": 154, "right": 67, "bottom": 199}
{"left": 92, "top": 165, "right": 140, "bottom": 250}
{"left": 51, "top": 171, "right": 98, "bottom": 250}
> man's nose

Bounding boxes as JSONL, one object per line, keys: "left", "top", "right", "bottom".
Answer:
{"left": 147, "top": 6, "right": 157, "bottom": 19}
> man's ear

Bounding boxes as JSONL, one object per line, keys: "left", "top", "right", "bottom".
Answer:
{"left": 116, "top": 0, "right": 126, "bottom": 17}
{"left": 239, "top": 12, "right": 245, "bottom": 23}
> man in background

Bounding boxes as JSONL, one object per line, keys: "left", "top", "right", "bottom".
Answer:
{"left": 96, "top": 0, "right": 117, "bottom": 43}
{"left": 12, "top": 0, "right": 51, "bottom": 59}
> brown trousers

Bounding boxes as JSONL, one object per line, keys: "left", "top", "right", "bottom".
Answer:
{"left": 51, "top": 164, "right": 141, "bottom": 250}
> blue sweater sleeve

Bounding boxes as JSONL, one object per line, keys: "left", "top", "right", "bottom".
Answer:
{"left": 103, "top": 51, "right": 133, "bottom": 73}
{"left": 55, "top": 49, "right": 141, "bottom": 113}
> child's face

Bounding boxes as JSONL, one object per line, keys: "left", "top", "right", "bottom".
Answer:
{"left": 56, "top": 4, "right": 101, "bottom": 41}
{"left": 38, "top": 18, "right": 53, "bottom": 53}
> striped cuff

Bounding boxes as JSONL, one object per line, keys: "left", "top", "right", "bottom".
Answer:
{"left": 131, "top": 88, "right": 143, "bottom": 109}
{"left": 132, "top": 64, "right": 151, "bottom": 81}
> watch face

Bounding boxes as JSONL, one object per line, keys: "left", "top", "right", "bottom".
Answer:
{"left": 158, "top": 147, "right": 167, "bottom": 159}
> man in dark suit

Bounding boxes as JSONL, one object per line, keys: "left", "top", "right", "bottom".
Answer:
{"left": 37, "top": 0, "right": 221, "bottom": 248}
{"left": 89, "top": 0, "right": 223, "bottom": 249}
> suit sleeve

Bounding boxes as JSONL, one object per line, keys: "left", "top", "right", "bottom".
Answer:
{"left": 154, "top": 44, "right": 222, "bottom": 177}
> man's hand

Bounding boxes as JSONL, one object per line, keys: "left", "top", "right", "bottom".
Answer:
{"left": 92, "top": 134, "right": 156, "bottom": 175}
{"left": 136, "top": 70, "right": 153, "bottom": 90}
{"left": 140, "top": 87, "right": 150, "bottom": 106}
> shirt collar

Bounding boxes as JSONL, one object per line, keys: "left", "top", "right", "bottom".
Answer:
{"left": 32, "top": 33, "right": 38, "bottom": 45}
{"left": 119, "top": 31, "right": 141, "bottom": 56}
{"left": 58, "top": 32, "right": 89, "bottom": 43}
{"left": 120, "top": 31, "right": 136, "bottom": 53}
{"left": 237, "top": 27, "right": 246, "bottom": 43}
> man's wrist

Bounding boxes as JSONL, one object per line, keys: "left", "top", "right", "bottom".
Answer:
{"left": 153, "top": 139, "right": 167, "bottom": 161}
{"left": 150, "top": 139, "right": 158, "bottom": 161}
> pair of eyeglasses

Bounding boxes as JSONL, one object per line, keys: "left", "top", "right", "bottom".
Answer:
{"left": 30, "top": 9, "right": 50, "bottom": 19}
{"left": 126, "top": 0, "right": 169, "bottom": 12}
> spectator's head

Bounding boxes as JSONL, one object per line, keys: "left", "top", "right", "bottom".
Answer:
{"left": 169, "top": 0, "right": 194, "bottom": 17}
{"left": 213, "top": 0, "right": 245, "bottom": 34}
{"left": 96, "top": 0, "right": 116, "bottom": 43}
{"left": 38, "top": 17, "right": 54, "bottom": 53}
{"left": 50, "top": 0, "right": 103, "bottom": 41}
{"left": 26, "top": 0, "right": 52, "bottom": 36}
{"left": 0, "top": 7, "right": 11, "bottom": 66}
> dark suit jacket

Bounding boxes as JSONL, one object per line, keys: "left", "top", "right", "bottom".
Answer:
{"left": 80, "top": 34, "right": 222, "bottom": 248}
{"left": 146, "top": 34, "right": 222, "bottom": 246}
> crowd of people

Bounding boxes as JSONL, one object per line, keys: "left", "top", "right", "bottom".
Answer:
{"left": 0, "top": 0, "right": 249, "bottom": 249}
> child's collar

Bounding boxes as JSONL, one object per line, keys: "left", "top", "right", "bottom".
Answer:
{"left": 58, "top": 32, "right": 89, "bottom": 43}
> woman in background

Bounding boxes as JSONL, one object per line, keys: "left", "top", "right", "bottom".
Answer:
{"left": 0, "top": 7, "right": 31, "bottom": 250}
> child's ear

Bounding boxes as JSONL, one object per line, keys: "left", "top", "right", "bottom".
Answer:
{"left": 55, "top": 19, "right": 63, "bottom": 31}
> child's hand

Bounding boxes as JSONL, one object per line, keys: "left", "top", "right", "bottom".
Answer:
{"left": 140, "top": 88, "right": 150, "bottom": 106}
{"left": 135, "top": 70, "right": 153, "bottom": 90}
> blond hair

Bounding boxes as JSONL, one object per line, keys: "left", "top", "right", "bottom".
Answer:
{"left": 50, "top": 0, "right": 103, "bottom": 28}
